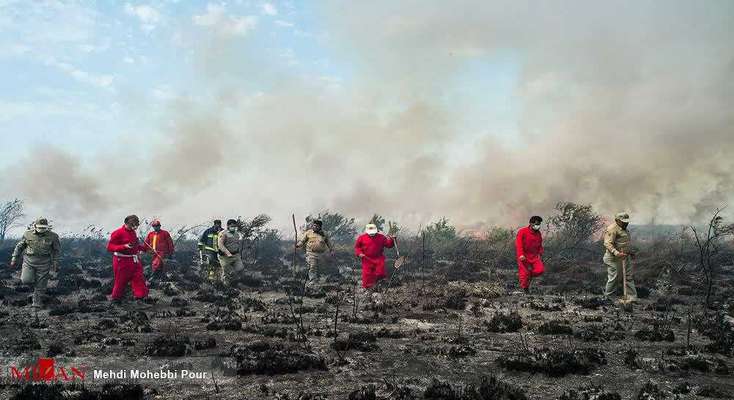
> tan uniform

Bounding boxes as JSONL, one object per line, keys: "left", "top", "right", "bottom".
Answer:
{"left": 217, "top": 230, "right": 244, "bottom": 287}
{"left": 297, "top": 229, "right": 333, "bottom": 285}
{"left": 603, "top": 223, "right": 636, "bottom": 298}
{"left": 12, "top": 230, "right": 61, "bottom": 307}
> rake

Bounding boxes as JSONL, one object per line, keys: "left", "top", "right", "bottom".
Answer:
{"left": 384, "top": 237, "right": 407, "bottom": 295}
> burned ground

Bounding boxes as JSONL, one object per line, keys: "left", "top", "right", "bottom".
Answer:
{"left": 0, "top": 237, "right": 732, "bottom": 400}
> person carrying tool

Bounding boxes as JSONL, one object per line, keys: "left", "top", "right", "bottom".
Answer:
{"left": 354, "top": 223, "right": 395, "bottom": 289}
{"left": 10, "top": 217, "right": 61, "bottom": 308}
{"left": 603, "top": 212, "right": 637, "bottom": 302}
{"left": 217, "top": 219, "right": 245, "bottom": 287}
{"left": 515, "top": 215, "right": 545, "bottom": 294}
{"left": 107, "top": 215, "right": 149, "bottom": 303}
{"left": 296, "top": 219, "right": 334, "bottom": 288}
{"left": 198, "top": 220, "right": 223, "bottom": 283}
{"left": 144, "top": 219, "right": 174, "bottom": 281}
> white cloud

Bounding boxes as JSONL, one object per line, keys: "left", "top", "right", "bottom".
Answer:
{"left": 262, "top": 3, "right": 278, "bottom": 16}
{"left": 43, "top": 57, "right": 115, "bottom": 90}
{"left": 193, "top": 4, "right": 257, "bottom": 37}
{"left": 275, "top": 20, "right": 293, "bottom": 28}
{"left": 124, "top": 3, "right": 160, "bottom": 31}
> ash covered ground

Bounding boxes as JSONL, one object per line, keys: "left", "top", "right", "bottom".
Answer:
{"left": 0, "top": 229, "right": 732, "bottom": 400}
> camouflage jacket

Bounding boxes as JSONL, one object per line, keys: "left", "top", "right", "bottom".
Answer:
{"left": 12, "top": 230, "right": 61, "bottom": 263}
{"left": 603, "top": 223, "right": 630, "bottom": 257}
{"left": 297, "top": 229, "right": 333, "bottom": 253}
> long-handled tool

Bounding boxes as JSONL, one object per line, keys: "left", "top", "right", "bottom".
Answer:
{"left": 618, "top": 257, "right": 633, "bottom": 309}
{"left": 384, "top": 236, "right": 407, "bottom": 295}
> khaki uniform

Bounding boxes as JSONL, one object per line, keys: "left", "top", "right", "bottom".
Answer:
{"left": 603, "top": 223, "right": 636, "bottom": 299}
{"left": 297, "top": 229, "right": 333, "bottom": 285}
{"left": 12, "top": 230, "right": 61, "bottom": 307}
{"left": 217, "top": 230, "right": 244, "bottom": 287}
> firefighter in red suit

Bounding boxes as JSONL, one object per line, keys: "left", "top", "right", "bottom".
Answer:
{"left": 354, "top": 223, "right": 395, "bottom": 289}
{"left": 144, "top": 219, "right": 175, "bottom": 280}
{"left": 515, "top": 215, "right": 545, "bottom": 293}
{"left": 107, "top": 215, "right": 149, "bottom": 302}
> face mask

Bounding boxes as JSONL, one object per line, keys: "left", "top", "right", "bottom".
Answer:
{"left": 531, "top": 224, "right": 541, "bottom": 231}
{"left": 228, "top": 227, "right": 237, "bottom": 233}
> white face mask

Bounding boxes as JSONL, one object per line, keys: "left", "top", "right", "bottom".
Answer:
{"left": 531, "top": 224, "right": 541, "bottom": 231}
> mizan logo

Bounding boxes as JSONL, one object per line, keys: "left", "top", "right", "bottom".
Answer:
{"left": 8, "top": 358, "right": 86, "bottom": 381}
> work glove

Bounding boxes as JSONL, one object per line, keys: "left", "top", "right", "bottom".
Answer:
{"left": 518, "top": 255, "right": 526, "bottom": 262}
{"left": 10, "top": 258, "right": 17, "bottom": 268}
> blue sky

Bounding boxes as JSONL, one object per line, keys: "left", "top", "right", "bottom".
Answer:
{"left": 0, "top": 0, "right": 521, "bottom": 170}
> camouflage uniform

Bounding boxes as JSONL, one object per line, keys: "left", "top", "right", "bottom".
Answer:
{"left": 297, "top": 229, "right": 333, "bottom": 286}
{"left": 12, "top": 220, "right": 61, "bottom": 307}
{"left": 603, "top": 221, "right": 637, "bottom": 299}
{"left": 217, "top": 230, "right": 244, "bottom": 287}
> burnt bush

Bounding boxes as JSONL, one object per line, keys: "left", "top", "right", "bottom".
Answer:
{"left": 206, "top": 315, "right": 243, "bottom": 331}
{"left": 423, "top": 376, "right": 527, "bottom": 400}
{"left": 348, "top": 385, "right": 376, "bottom": 400}
{"left": 558, "top": 385, "right": 622, "bottom": 400}
{"left": 485, "top": 312, "right": 523, "bottom": 333}
{"left": 48, "top": 303, "right": 76, "bottom": 316}
{"left": 10, "top": 382, "right": 145, "bottom": 400}
{"left": 194, "top": 336, "right": 217, "bottom": 350}
{"left": 635, "top": 381, "right": 667, "bottom": 400}
{"left": 144, "top": 335, "right": 192, "bottom": 357}
{"left": 574, "top": 297, "right": 607, "bottom": 310}
{"left": 574, "top": 325, "right": 625, "bottom": 342}
{"left": 634, "top": 326, "right": 674, "bottom": 342}
{"left": 331, "top": 332, "right": 379, "bottom": 352}
{"left": 538, "top": 321, "right": 573, "bottom": 335}
{"left": 497, "top": 348, "right": 606, "bottom": 376}
{"left": 229, "top": 340, "right": 327, "bottom": 375}
{"left": 530, "top": 301, "right": 563, "bottom": 312}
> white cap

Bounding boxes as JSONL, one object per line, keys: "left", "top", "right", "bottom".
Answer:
{"left": 365, "top": 224, "right": 378, "bottom": 235}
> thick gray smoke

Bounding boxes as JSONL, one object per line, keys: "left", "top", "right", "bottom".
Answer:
{"left": 4, "top": 1, "right": 733, "bottom": 232}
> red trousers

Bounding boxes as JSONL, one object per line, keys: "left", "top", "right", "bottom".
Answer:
{"left": 518, "top": 257, "right": 544, "bottom": 289}
{"left": 361, "top": 256, "right": 386, "bottom": 289}
{"left": 111, "top": 257, "right": 149, "bottom": 300}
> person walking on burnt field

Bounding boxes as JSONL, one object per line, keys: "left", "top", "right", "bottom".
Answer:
{"left": 217, "top": 219, "right": 245, "bottom": 288}
{"left": 10, "top": 217, "right": 61, "bottom": 308}
{"left": 354, "top": 223, "right": 395, "bottom": 291}
{"left": 107, "top": 215, "right": 149, "bottom": 304}
{"left": 603, "top": 212, "right": 637, "bottom": 302}
{"left": 296, "top": 219, "right": 334, "bottom": 289}
{"left": 516, "top": 215, "right": 545, "bottom": 294}
{"left": 198, "top": 219, "right": 223, "bottom": 283}
{"left": 144, "top": 219, "right": 174, "bottom": 282}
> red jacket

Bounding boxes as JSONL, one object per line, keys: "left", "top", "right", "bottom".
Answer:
{"left": 354, "top": 233, "right": 394, "bottom": 260}
{"left": 145, "top": 230, "right": 174, "bottom": 257}
{"left": 515, "top": 226, "right": 543, "bottom": 261}
{"left": 107, "top": 225, "right": 146, "bottom": 258}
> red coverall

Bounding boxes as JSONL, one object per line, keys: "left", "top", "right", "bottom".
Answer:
{"left": 144, "top": 230, "right": 174, "bottom": 271}
{"left": 515, "top": 226, "right": 545, "bottom": 289}
{"left": 107, "top": 225, "right": 149, "bottom": 300}
{"left": 354, "top": 233, "right": 394, "bottom": 288}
